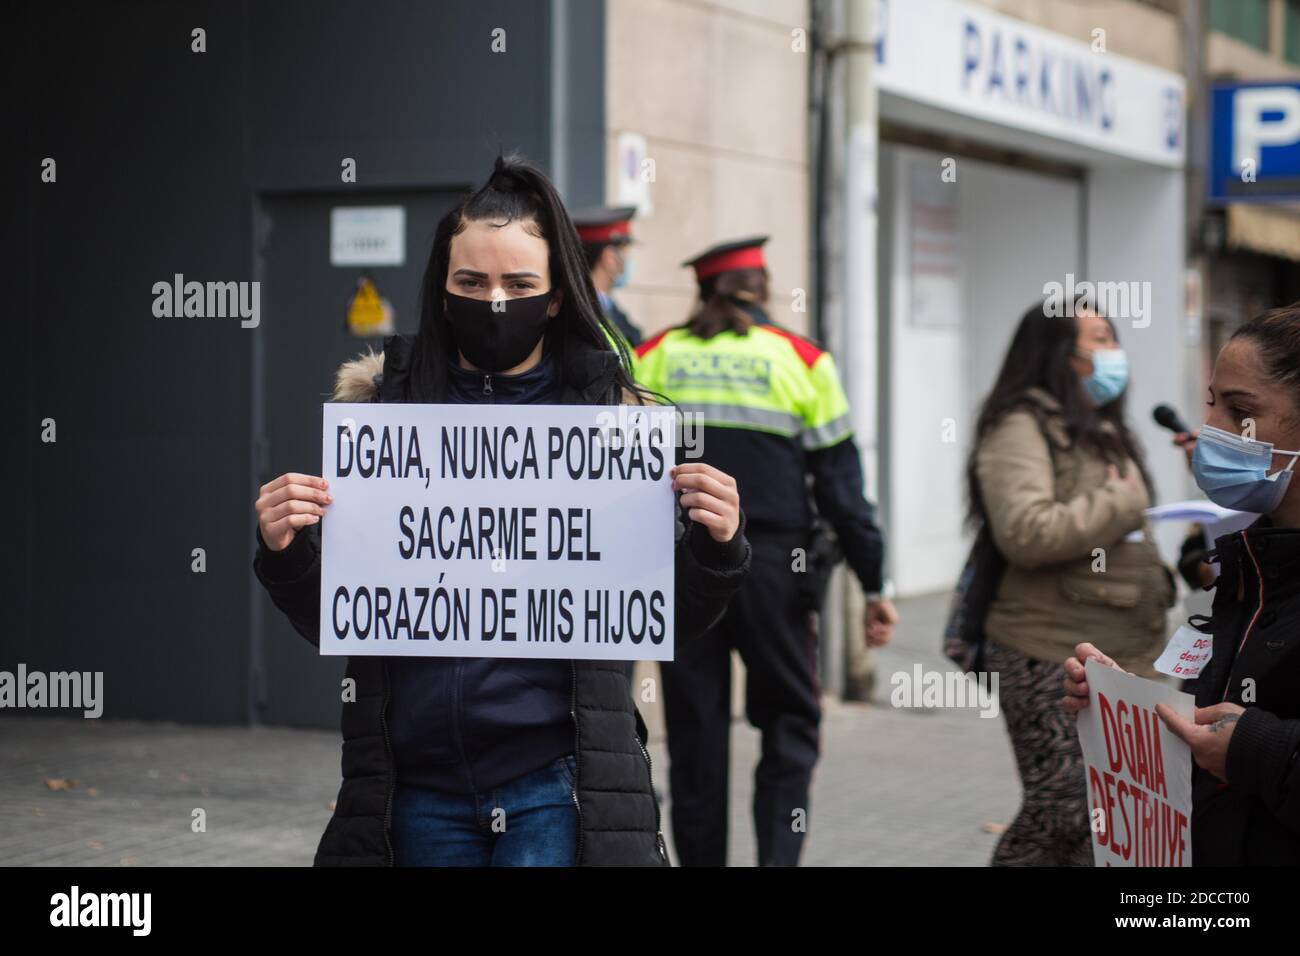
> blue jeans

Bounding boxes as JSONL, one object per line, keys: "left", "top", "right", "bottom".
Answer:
{"left": 392, "top": 755, "right": 578, "bottom": 866}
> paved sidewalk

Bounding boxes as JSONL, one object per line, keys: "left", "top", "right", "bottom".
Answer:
{"left": 680, "top": 589, "right": 1020, "bottom": 866}
{"left": 1, "top": 719, "right": 334, "bottom": 866}
{"left": 0, "top": 592, "right": 1020, "bottom": 866}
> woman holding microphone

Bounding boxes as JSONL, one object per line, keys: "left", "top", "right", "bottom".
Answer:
{"left": 253, "top": 155, "right": 751, "bottom": 867}
{"left": 1064, "top": 301, "right": 1300, "bottom": 866}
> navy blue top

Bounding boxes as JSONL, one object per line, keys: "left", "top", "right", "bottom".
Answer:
{"left": 386, "top": 349, "right": 575, "bottom": 794}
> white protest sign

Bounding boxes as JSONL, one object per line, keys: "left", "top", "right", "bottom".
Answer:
{"left": 1153, "top": 624, "right": 1213, "bottom": 680}
{"left": 1077, "top": 661, "right": 1195, "bottom": 866}
{"left": 319, "top": 403, "right": 676, "bottom": 660}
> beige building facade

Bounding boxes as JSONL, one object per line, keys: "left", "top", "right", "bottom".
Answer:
{"left": 604, "top": 0, "right": 812, "bottom": 340}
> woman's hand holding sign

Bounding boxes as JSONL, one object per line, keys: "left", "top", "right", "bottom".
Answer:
{"left": 257, "top": 473, "right": 333, "bottom": 551}
{"left": 672, "top": 463, "right": 740, "bottom": 543}
{"left": 1064, "top": 641, "right": 1243, "bottom": 783}
{"left": 1062, "top": 642, "right": 1126, "bottom": 714}
{"left": 1154, "top": 702, "right": 1244, "bottom": 784}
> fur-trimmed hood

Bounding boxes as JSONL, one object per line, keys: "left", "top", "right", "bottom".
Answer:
{"left": 333, "top": 349, "right": 386, "bottom": 402}
{"left": 330, "top": 334, "right": 644, "bottom": 406}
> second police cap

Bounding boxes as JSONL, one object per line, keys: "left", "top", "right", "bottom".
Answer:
{"left": 682, "top": 236, "right": 769, "bottom": 281}
{"left": 570, "top": 205, "right": 637, "bottom": 244}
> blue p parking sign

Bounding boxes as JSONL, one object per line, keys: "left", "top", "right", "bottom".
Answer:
{"left": 1209, "top": 81, "right": 1300, "bottom": 202}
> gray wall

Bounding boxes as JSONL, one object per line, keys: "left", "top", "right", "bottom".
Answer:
{"left": 5, "top": 0, "right": 605, "bottom": 726}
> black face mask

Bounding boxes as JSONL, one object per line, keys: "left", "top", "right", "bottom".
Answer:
{"left": 728, "top": 295, "right": 770, "bottom": 326}
{"left": 444, "top": 290, "right": 554, "bottom": 372}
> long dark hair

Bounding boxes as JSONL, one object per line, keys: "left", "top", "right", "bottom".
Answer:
{"left": 965, "top": 298, "right": 1154, "bottom": 529}
{"left": 408, "top": 153, "right": 650, "bottom": 404}
{"left": 685, "top": 267, "right": 769, "bottom": 340}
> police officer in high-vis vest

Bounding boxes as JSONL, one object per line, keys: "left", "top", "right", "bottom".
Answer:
{"left": 634, "top": 236, "right": 898, "bottom": 867}
{"left": 572, "top": 205, "right": 643, "bottom": 349}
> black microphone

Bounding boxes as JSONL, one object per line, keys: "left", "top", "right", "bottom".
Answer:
{"left": 1153, "top": 403, "right": 1191, "bottom": 435}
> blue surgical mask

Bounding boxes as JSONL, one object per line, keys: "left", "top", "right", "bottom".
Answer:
{"left": 613, "top": 254, "right": 632, "bottom": 290}
{"left": 1192, "top": 424, "right": 1300, "bottom": 514}
{"left": 1081, "top": 348, "right": 1129, "bottom": 405}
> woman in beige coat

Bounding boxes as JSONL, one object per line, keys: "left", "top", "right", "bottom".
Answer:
{"left": 968, "top": 298, "right": 1173, "bottom": 866}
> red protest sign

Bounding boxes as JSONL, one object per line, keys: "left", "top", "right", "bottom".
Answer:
{"left": 1076, "top": 661, "right": 1194, "bottom": 867}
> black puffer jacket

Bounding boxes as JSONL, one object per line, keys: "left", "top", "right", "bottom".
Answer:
{"left": 254, "top": 332, "right": 751, "bottom": 866}
{"left": 1189, "top": 518, "right": 1300, "bottom": 865}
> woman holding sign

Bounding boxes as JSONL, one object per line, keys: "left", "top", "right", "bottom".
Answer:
{"left": 1065, "top": 301, "right": 1300, "bottom": 866}
{"left": 253, "top": 154, "right": 751, "bottom": 867}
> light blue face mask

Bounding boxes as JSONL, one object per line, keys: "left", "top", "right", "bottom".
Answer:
{"left": 1081, "top": 348, "right": 1129, "bottom": 406}
{"left": 1192, "top": 424, "right": 1300, "bottom": 514}
{"left": 612, "top": 253, "right": 632, "bottom": 290}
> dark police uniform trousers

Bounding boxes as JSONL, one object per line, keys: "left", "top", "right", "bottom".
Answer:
{"left": 661, "top": 528, "right": 820, "bottom": 867}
